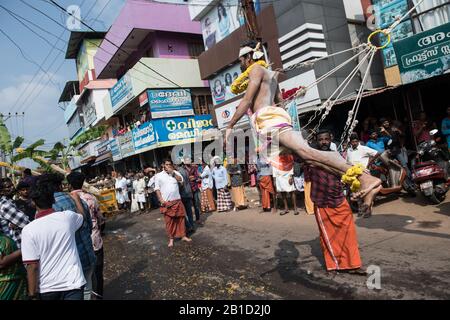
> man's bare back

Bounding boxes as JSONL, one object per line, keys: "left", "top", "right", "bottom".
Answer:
{"left": 249, "top": 64, "right": 280, "bottom": 114}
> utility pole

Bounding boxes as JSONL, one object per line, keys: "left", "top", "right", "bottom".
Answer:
{"left": 241, "top": 0, "right": 260, "bottom": 41}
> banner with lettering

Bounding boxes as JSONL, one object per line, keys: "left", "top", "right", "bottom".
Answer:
{"left": 132, "top": 121, "right": 157, "bottom": 153}
{"left": 393, "top": 22, "right": 450, "bottom": 84}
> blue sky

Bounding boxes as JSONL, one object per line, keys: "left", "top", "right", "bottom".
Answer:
{"left": 0, "top": 0, "right": 126, "bottom": 160}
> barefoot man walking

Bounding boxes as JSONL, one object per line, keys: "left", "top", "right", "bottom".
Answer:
{"left": 225, "top": 40, "right": 381, "bottom": 207}
{"left": 154, "top": 159, "right": 192, "bottom": 248}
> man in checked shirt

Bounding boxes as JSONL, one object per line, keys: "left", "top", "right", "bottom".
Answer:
{"left": 305, "top": 130, "right": 366, "bottom": 275}
{"left": 0, "top": 178, "right": 30, "bottom": 249}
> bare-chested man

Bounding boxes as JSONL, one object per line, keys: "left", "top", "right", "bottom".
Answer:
{"left": 225, "top": 41, "right": 381, "bottom": 207}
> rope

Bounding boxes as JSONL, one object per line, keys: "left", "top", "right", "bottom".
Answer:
{"left": 305, "top": 48, "right": 375, "bottom": 136}
{"left": 338, "top": 48, "right": 377, "bottom": 148}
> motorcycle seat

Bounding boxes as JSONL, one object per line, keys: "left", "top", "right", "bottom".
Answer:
{"left": 414, "top": 161, "right": 436, "bottom": 168}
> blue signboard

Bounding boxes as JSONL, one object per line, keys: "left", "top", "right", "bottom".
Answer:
{"left": 148, "top": 89, "right": 194, "bottom": 119}
{"left": 110, "top": 74, "right": 134, "bottom": 110}
{"left": 132, "top": 121, "right": 157, "bottom": 153}
{"left": 110, "top": 138, "right": 122, "bottom": 161}
{"left": 152, "top": 115, "right": 215, "bottom": 147}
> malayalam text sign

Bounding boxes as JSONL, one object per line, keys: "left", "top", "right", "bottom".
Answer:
{"left": 394, "top": 22, "right": 450, "bottom": 84}
{"left": 132, "top": 121, "right": 157, "bottom": 153}
{"left": 148, "top": 89, "right": 194, "bottom": 119}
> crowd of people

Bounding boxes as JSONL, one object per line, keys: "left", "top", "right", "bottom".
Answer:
{"left": 0, "top": 170, "right": 104, "bottom": 300}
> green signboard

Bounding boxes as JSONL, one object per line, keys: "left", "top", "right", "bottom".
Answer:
{"left": 393, "top": 22, "right": 450, "bottom": 84}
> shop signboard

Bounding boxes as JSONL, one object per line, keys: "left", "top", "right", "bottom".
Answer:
{"left": 394, "top": 22, "right": 450, "bottom": 84}
{"left": 148, "top": 89, "right": 194, "bottom": 119}
{"left": 110, "top": 73, "right": 134, "bottom": 111}
{"left": 95, "top": 139, "right": 111, "bottom": 157}
{"left": 110, "top": 138, "right": 122, "bottom": 161}
{"left": 132, "top": 121, "right": 157, "bottom": 153}
{"left": 117, "top": 131, "right": 135, "bottom": 158}
{"left": 152, "top": 115, "right": 216, "bottom": 147}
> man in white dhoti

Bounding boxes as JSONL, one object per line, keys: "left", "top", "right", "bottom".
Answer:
{"left": 115, "top": 172, "right": 129, "bottom": 210}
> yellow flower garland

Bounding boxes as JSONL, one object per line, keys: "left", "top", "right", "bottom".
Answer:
{"left": 341, "top": 164, "right": 364, "bottom": 192}
{"left": 230, "top": 60, "right": 269, "bottom": 95}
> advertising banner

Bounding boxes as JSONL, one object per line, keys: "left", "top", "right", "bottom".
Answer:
{"left": 214, "top": 99, "right": 249, "bottom": 129}
{"left": 201, "top": 0, "right": 244, "bottom": 51}
{"left": 132, "top": 121, "right": 157, "bottom": 153}
{"left": 118, "top": 131, "right": 135, "bottom": 158}
{"left": 210, "top": 64, "right": 241, "bottom": 105}
{"left": 153, "top": 115, "right": 216, "bottom": 147}
{"left": 148, "top": 89, "right": 194, "bottom": 119}
{"left": 394, "top": 22, "right": 450, "bottom": 84}
{"left": 95, "top": 139, "right": 111, "bottom": 157}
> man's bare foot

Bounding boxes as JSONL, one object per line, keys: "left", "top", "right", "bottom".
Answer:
{"left": 351, "top": 174, "right": 381, "bottom": 201}
{"left": 181, "top": 236, "right": 192, "bottom": 242}
{"left": 168, "top": 239, "right": 174, "bottom": 248}
{"left": 362, "top": 185, "right": 381, "bottom": 217}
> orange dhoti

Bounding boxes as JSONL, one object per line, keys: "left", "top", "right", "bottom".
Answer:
{"left": 303, "top": 181, "right": 314, "bottom": 215}
{"left": 314, "top": 199, "right": 362, "bottom": 271}
{"left": 259, "top": 176, "right": 274, "bottom": 209}
{"left": 201, "top": 188, "right": 216, "bottom": 212}
{"left": 160, "top": 199, "right": 186, "bottom": 239}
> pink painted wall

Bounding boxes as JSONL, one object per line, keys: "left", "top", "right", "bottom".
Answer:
{"left": 94, "top": 0, "right": 202, "bottom": 77}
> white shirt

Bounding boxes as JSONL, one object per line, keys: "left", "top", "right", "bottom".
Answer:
{"left": 154, "top": 170, "right": 183, "bottom": 201}
{"left": 200, "top": 165, "right": 214, "bottom": 190}
{"left": 134, "top": 178, "right": 146, "bottom": 194}
{"left": 330, "top": 142, "right": 337, "bottom": 151}
{"left": 115, "top": 177, "right": 127, "bottom": 192}
{"left": 21, "top": 210, "right": 86, "bottom": 294}
{"left": 346, "top": 144, "right": 378, "bottom": 168}
{"left": 212, "top": 166, "right": 228, "bottom": 189}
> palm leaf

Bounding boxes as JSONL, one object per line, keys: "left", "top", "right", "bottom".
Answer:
{"left": 0, "top": 117, "right": 12, "bottom": 153}
{"left": 12, "top": 136, "right": 24, "bottom": 149}
{"left": 26, "top": 139, "right": 45, "bottom": 151}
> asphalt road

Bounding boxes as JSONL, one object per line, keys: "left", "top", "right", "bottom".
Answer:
{"left": 102, "top": 191, "right": 450, "bottom": 300}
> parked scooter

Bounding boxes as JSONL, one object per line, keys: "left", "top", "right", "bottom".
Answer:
{"left": 411, "top": 130, "right": 449, "bottom": 204}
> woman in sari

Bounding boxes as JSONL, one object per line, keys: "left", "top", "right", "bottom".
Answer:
{"left": 0, "top": 232, "right": 27, "bottom": 300}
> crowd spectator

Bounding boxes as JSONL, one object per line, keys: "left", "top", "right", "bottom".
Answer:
{"left": 346, "top": 133, "right": 380, "bottom": 169}
{"left": 442, "top": 106, "right": 450, "bottom": 151}
{"left": 177, "top": 162, "right": 196, "bottom": 234}
{"left": 212, "top": 158, "right": 233, "bottom": 212}
{"left": 14, "top": 182, "right": 36, "bottom": 222}
{"left": 227, "top": 158, "right": 248, "bottom": 210}
{"left": 200, "top": 159, "right": 216, "bottom": 213}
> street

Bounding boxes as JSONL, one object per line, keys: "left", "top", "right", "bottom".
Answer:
{"left": 102, "top": 191, "right": 450, "bottom": 300}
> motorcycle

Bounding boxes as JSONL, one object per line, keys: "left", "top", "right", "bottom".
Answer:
{"left": 411, "top": 129, "right": 449, "bottom": 204}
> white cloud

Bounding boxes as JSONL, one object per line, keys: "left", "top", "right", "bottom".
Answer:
{"left": 0, "top": 71, "right": 69, "bottom": 148}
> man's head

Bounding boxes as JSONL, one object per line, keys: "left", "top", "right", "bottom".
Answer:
{"left": 350, "top": 133, "right": 360, "bottom": 149}
{"left": 16, "top": 181, "right": 30, "bottom": 199}
{"left": 39, "top": 173, "right": 64, "bottom": 194}
{"left": 419, "top": 112, "right": 427, "bottom": 122}
{"left": 29, "top": 175, "right": 55, "bottom": 210}
{"left": 23, "top": 168, "right": 32, "bottom": 178}
{"left": 204, "top": 17, "right": 212, "bottom": 35}
{"left": 238, "top": 40, "right": 264, "bottom": 72}
{"left": 0, "top": 178, "right": 15, "bottom": 198}
{"left": 316, "top": 130, "right": 332, "bottom": 151}
{"left": 380, "top": 118, "right": 390, "bottom": 129}
{"left": 163, "top": 159, "right": 174, "bottom": 172}
{"left": 184, "top": 157, "right": 192, "bottom": 166}
{"left": 369, "top": 129, "right": 378, "bottom": 141}
{"left": 67, "top": 171, "right": 86, "bottom": 191}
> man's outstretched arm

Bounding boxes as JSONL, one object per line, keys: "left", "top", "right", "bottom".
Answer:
{"left": 227, "top": 67, "right": 264, "bottom": 129}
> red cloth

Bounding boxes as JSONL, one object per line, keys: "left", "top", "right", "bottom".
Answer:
{"left": 160, "top": 200, "right": 186, "bottom": 238}
{"left": 259, "top": 176, "right": 274, "bottom": 209}
{"left": 314, "top": 199, "right": 362, "bottom": 271}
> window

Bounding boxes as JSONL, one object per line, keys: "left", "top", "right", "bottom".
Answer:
{"left": 188, "top": 41, "right": 205, "bottom": 58}
{"left": 193, "top": 95, "right": 213, "bottom": 115}
{"left": 411, "top": 0, "right": 450, "bottom": 32}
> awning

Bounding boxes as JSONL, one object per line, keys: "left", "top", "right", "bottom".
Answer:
{"left": 80, "top": 156, "right": 96, "bottom": 164}
{"left": 91, "top": 152, "right": 112, "bottom": 167}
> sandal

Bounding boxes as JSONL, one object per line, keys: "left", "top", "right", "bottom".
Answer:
{"left": 280, "top": 210, "right": 289, "bottom": 216}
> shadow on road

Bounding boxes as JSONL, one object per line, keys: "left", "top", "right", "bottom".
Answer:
{"left": 260, "top": 240, "right": 356, "bottom": 299}
{"left": 356, "top": 214, "right": 450, "bottom": 240}
{"left": 104, "top": 259, "right": 151, "bottom": 300}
